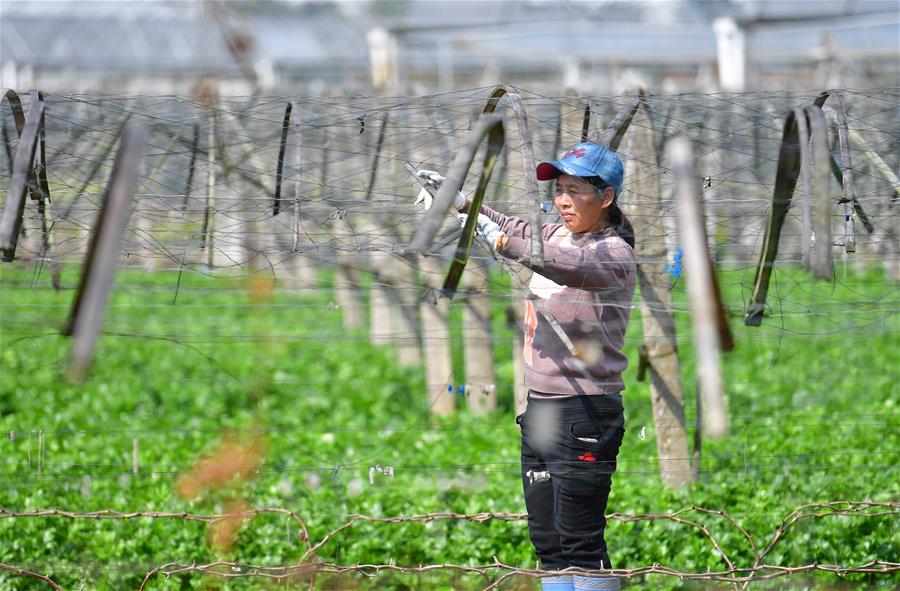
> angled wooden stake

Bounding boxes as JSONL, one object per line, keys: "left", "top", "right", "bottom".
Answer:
{"left": 64, "top": 122, "right": 147, "bottom": 382}
{"left": 407, "top": 114, "right": 504, "bottom": 255}
{"left": 670, "top": 137, "right": 727, "bottom": 439}
{"left": 0, "top": 98, "right": 44, "bottom": 261}
{"left": 441, "top": 118, "right": 505, "bottom": 296}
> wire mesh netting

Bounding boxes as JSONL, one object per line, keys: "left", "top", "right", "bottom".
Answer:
{"left": 1, "top": 87, "right": 898, "bottom": 590}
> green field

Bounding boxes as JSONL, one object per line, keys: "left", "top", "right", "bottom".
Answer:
{"left": 1, "top": 260, "right": 897, "bottom": 590}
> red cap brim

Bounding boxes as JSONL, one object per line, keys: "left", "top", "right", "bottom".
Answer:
{"left": 536, "top": 162, "right": 562, "bottom": 181}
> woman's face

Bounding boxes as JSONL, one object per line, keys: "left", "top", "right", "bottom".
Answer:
{"left": 553, "top": 174, "right": 615, "bottom": 234}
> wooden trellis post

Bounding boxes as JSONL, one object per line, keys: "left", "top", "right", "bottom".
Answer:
{"left": 389, "top": 256, "right": 422, "bottom": 367}
{"left": 460, "top": 86, "right": 539, "bottom": 414}
{"left": 326, "top": 117, "right": 365, "bottom": 330}
{"left": 388, "top": 110, "right": 422, "bottom": 368}
{"left": 463, "top": 259, "right": 496, "bottom": 415}
{"left": 365, "top": 115, "right": 396, "bottom": 347}
{"left": 420, "top": 257, "right": 455, "bottom": 415}
{"left": 620, "top": 99, "right": 695, "bottom": 487}
{"left": 409, "top": 113, "right": 504, "bottom": 415}
{"left": 285, "top": 101, "right": 319, "bottom": 292}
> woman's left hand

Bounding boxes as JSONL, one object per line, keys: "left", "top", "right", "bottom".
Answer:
{"left": 458, "top": 213, "right": 505, "bottom": 252}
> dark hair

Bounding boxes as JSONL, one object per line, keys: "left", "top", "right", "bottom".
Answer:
{"left": 584, "top": 177, "right": 635, "bottom": 250}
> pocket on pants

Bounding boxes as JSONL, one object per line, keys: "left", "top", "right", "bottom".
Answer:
{"left": 568, "top": 421, "right": 624, "bottom": 461}
{"left": 555, "top": 416, "right": 624, "bottom": 494}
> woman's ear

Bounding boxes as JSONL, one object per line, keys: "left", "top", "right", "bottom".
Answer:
{"left": 601, "top": 186, "right": 616, "bottom": 209}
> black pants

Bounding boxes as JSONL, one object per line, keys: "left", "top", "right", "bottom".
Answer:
{"left": 518, "top": 393, "right": 625, "bottom": 571}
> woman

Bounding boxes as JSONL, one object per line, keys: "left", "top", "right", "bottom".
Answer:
{"left": 418, "top": 141, "right": 636, "bottom": 591}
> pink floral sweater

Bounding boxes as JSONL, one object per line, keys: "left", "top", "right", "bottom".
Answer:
{"left": 481, "top": 205, "right": 636, "bottom": 396}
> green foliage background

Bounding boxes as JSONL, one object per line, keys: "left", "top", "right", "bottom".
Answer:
{"left": 0, "top": 260, "right": 897, "bottom": 590}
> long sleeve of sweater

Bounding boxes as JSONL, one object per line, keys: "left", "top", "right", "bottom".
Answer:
{"left": 479, "top": 204, "right": 634, "bottom": 292}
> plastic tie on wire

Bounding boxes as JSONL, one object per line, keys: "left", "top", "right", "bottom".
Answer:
{"left": 447, "top": 384, "right": 466, "bottom": 396}
{"left": 665, "top": 246, "right": 683, "bottom": 280}
{"left": 369, "top": 464, "right": 395, "bottom": 485}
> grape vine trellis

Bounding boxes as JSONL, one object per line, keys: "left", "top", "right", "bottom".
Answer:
{"left": 0, "top": 501, "right": 897, "bottom": 589}
{"left": 1, "top": 85, "right": 898, "bottom": 589}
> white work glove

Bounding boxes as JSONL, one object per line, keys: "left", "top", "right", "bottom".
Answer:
{"left": 458, "top": 212, "right": 506, "bottom": 252}
{"left": 414, "top": 169, "right": 467, "bottom": 211}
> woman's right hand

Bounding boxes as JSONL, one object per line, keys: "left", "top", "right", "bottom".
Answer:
{"left": 414, "top": 169, "right": 467, "bottom": 211}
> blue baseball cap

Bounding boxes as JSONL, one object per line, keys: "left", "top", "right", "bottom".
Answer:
{"left": 536, "top": 142, "right": 624, "bottom": 195}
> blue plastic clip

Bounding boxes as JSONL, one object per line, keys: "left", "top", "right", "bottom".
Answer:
{"left": 458, "top": 385, "right": 466, "bottom": 396}
{"left": 540, "top": 202, "right": 549, "bottom": 213}
{"left": 447, "top": 384, "right": 453, "bottom": 393}
{"left": 665, "top": 247, "right": 683, "bottom": 280}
